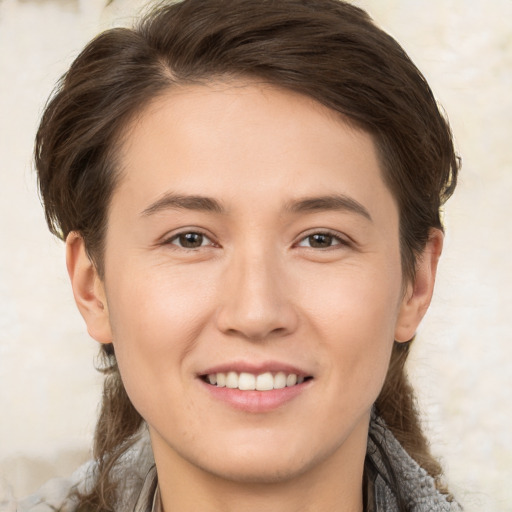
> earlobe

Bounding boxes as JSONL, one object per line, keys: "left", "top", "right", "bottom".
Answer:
{"left": 394, "top": 229, "right": 444, "bottom": 343}
{"left": 66, "top": 232, "right": 113, "bottom": 344}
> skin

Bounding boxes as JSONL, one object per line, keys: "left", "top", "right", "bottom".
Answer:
{"left": 67, "top": 82, "right": 442, "bottom": 512}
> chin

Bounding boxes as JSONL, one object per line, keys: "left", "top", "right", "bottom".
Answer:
{"left": 182, "top": 434, "right": 342, "bottom": 486}
{"left": 199, "top": 455, "right": 318, "bottom": 485}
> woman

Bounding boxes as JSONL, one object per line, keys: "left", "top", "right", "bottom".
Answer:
{"left": 21, "top": 0, "right": 461, "bottom": 510}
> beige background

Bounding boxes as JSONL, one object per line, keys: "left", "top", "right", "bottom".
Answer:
{"left": 0, "top": 0, "right": 511, "bottom": 510}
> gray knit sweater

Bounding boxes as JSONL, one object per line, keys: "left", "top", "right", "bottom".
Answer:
{"left": 15, "top": 415, "right": 461, "bottom": 512}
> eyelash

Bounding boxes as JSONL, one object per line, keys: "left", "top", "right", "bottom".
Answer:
{"left": 295, "top": 230, "right": 350, "bottom": 250}
{"left": 164, "top": 230, "right": 216, "bottom": 249}
{"left": 163, "top": 229, "right": 350, "bottom": 251}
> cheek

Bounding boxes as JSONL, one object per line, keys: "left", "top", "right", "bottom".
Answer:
{"left": 106, "top": 260, "right": 217, "bottom": 340}
{"left": 103, "top": 266, "right": 217, "bottom": 409}
{"left": 302, "top": 263, "right": 401, "bottom": 400}
{"left": 302, "top": 259, "right": 402, "bottom": 337}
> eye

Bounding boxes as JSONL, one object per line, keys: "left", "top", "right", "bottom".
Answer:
{"left": 168, "top": 231, "right": 213, "bottom": 249}
{"left": 297, "top": 232, "right": 346, "bottom": 249}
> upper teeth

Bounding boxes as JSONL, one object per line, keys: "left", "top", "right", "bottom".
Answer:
{"left": 207, "top": 372, "right": 305, "bottom": 391}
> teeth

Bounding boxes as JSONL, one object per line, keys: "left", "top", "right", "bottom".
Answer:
{"left": 286, "top": 373, "right": 297, "bottom": 387}
{"left": 226, "top": 371, "right": 238, "bottom": 388}
{"left": 238, "top": 372, "right": 256, "bottom": 390}
{"left": 216, "top": 373, "right": 226, "bottom": 387}
{"left": 205, "top": 371, "right": 307, "bottom": 391}
{"left": 274, "top": 372, "right": 287, "bottom": 389}
{"left": 256, "top": 372, "right": 274, "bottom": 391}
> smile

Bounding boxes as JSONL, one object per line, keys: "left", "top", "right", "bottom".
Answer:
{"left": 202, "top": 371, "right": 310, "bottom": 391}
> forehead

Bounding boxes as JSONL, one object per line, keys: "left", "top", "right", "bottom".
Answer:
{"left": 113, "top": 80, "right": 396, "bottom": 223}
{"left": 121, "top": 80, "right": 358, "bottom": 159}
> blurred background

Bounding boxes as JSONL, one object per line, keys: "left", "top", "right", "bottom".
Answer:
{"left": 0, "top": 0, "right": 510, "bottom": 510}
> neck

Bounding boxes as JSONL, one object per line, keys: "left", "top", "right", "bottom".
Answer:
{"left": 151, "top": 420, "right": 369, "bottom": 512}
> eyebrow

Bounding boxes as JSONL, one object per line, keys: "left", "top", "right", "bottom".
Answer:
{"left": 141, "top": 192, "right": 372, "bottom": 222}
{"left": 285, "top": 194, "right": 372, "bottom": 222}
{"left": 141, "top": 193, "right": 225, "bottom": 216}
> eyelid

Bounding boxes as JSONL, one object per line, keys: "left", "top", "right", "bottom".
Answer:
{"left": 161, "top": 227, "right": 219, "bottom": 249}
{"left": 295, "top": 229, "right": 352, "bottom": 248}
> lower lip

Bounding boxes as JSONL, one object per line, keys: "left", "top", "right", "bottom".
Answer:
{"left": 200, "top": 379, "right": 311, "bottom": 413}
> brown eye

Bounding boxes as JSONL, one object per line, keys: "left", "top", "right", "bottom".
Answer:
{"left": 297, "top": 232, "right": 345, "bottom": 249}
{"left": 172, "top": 232, "right": 209, "bottom": 248}
{"left": 308, "top": 234, "right": 333, "bottom": 248}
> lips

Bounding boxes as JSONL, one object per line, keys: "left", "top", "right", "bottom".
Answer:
{"left": 204, "top": 371, "right": 306, "bottom": 391}
{"left": 198, "top": 363, "right": 313, "bottom": 412}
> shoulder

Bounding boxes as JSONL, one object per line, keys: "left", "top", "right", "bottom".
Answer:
{"left": 15, "top": 431, "right": 154, "bottom": 512}
{"left": 368, "top": 415, "right": 462, "bottom": 512}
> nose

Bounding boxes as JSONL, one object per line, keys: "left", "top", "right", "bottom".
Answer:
{"left": 215, "top": 249, "right": 299, "bottom": 341}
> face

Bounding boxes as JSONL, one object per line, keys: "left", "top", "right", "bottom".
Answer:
{"left": 78, "top": 82, "right": 427, "bottom": 486}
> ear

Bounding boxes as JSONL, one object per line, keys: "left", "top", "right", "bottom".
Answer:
{"left": 394, "top": 229, "right": 444, "bottom": 343}
{"left": 66, "top": 232, "right": 113, "bottom": 344}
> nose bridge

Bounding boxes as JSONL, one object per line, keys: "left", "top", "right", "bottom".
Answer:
{"left": 216, "top": 240, "right": 297, "bottom": 340}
